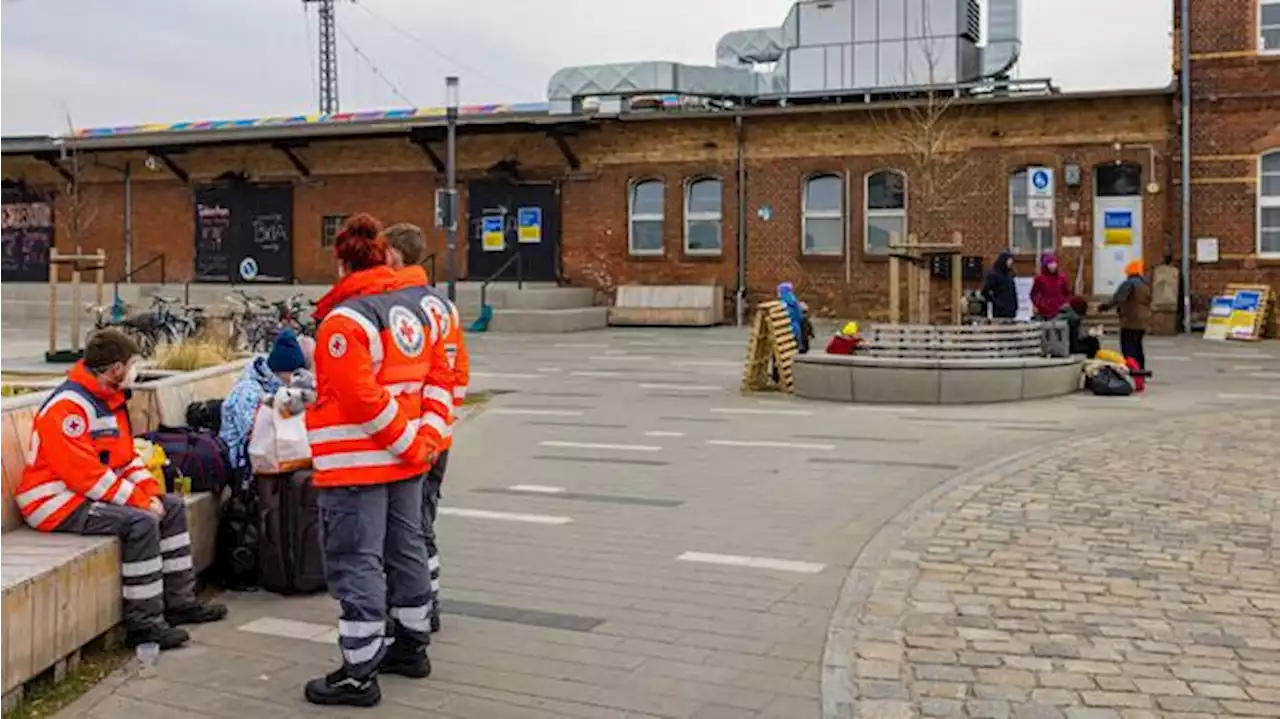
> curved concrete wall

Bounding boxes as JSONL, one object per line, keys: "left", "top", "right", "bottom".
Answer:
{"left": 793, "top": 355, "right": 1082, "bottom": 404}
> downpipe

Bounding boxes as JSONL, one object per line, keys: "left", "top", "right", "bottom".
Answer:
{"left": 1179, "top": 0, "right": 1192, "bottom": 333}
{"left": 735, "top": 113, "right": 747, "bottom": 327}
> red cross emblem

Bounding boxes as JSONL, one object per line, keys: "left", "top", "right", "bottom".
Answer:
{"left": 62, "top": 415, "right": 86, "bottom": 438}
{"left": 397, "top": 317, "right": 417, "bottom": 345}
{"left": 388, "top": 306, "right": 425, "bottom": 357}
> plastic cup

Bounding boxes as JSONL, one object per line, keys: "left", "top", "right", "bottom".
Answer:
{"left": 136, "top": 642, "right": 159, "bottom": 678}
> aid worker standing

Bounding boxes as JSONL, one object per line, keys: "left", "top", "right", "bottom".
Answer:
{"left": 304, "top": 214, "right": 453, "bottom": 707}
{"left": 16, "top": 329, "right": 227, "bottom": 650}
{"left": 385, "top": 222, "right": 471, "bottom": 633}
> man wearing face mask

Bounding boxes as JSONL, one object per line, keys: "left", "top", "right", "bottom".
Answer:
{"left": 16, "top": 329, "right": 227, "bottom": 651}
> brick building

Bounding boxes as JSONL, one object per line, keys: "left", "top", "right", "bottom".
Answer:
{"left": 1175, "top": 0, "right": 1280, "bottom": 309}
{"left": 0, "top": 89, "right": 1173, "bottom": 321}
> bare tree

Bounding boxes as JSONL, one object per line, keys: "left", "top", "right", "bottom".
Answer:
{"left": 870, "top": 30, "right": 980, "bottom": 249}
{"left": 56, "top": 114, "right": 100, "bottom": 252}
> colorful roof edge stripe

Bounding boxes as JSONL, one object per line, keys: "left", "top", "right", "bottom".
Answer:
{"left": 72, "top": 102, "right": 554, "bottom": 139}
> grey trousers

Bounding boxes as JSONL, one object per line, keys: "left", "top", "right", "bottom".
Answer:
{"left": 54, "top": 493, "right": 197, "bottom": 630}
{"left": 319, "top": 475, "right": 431, "bottom": 679}
{"left": 424, "top": 450, "right": 448, "bottom": 619}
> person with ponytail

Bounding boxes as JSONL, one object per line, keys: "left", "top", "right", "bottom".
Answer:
{"left": 303, "top": 213, "right": 452, "bottom": 707}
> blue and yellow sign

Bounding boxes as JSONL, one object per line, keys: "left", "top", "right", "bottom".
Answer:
{"left": 1103, "top": 211, "right": 1133, "bottom": 246}
{"left": 1229, "top": 290, "right": 1262, "bottom": 340}
{"left": 481, "top": 216, "right": 504, "bottom": 252}
{"left": 517, "top": 207, "right": 542, "bottom": 244}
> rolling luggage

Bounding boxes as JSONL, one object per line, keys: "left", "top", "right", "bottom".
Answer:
{"left": 256, "top": 470, "right": 326, "bottom": 595}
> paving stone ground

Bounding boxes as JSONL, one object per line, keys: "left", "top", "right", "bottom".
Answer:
{"left": 825, "top": 406, "right": 1280, "bottom": 719}
{"left": 30, "top": 327, "right": 1279, "bottom": 719}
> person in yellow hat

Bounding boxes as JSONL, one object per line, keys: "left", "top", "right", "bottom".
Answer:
{"left": 825, "top": 321, "right": 861, "bottom": 355}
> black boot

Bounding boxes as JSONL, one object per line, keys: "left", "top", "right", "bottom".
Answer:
{"left": 430, "top": 612, "right": 442, "bottom": 634}
{"left": 167, "top": 602, "right": 228, "bottom": 627}
{"left": 304, "top": 667, "right": 381, "bottom": 707}
{"left": 125, "top": 623, "right": 190, "bottom": 650}
{"left": 379, "top": 639, "right": 431, "bottom": 678}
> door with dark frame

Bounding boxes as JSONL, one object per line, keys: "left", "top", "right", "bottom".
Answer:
{"left": 465, "top": 179, "right": 559, "bottom": 283}
{"left": 194, "top": 183, "right": 294, "bottom": 283}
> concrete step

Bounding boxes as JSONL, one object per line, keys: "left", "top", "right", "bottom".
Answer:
{"left": 486, "top": 307, "right": 609, "bottom": 333}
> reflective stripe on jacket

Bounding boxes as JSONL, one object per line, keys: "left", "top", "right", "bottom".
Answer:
{"left": 307, "top": 266, "right": 452, "bottom": 488}
{"left": 17, "top": 361, "right": 160, "bottom": 531}
{"left": 419, "top": 282, "right": 471, "bottom": 451}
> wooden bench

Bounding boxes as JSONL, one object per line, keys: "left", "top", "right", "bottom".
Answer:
{"left": 608, "top": 285, "right": 724, "bottom": 327}
{"left": 796, "top": 323, "right": 1081, "bottom": 404}
{"left": 0, "top": 361, "right": 244, "bottom": 705}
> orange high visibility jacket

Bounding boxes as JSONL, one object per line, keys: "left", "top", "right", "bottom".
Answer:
{"left": 17, "top": 362, "right": 161, "bottom": 531}
{"left": 307, "top": 266, "right": 453, "bottom": 488}
{"left": 410, "top": 269, "right": 470, "bottom": 452}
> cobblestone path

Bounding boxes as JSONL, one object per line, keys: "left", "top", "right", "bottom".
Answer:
{"left": 827, "top": 406, "right": 1280, "bottom": 718}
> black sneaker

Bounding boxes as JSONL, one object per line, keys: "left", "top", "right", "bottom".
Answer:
{"left": 304, "top": 668, "right": 381, "bottom": 707}
{"left": 166, "top": 602, "right": 228, "bottom": 626}
{"left": 125, "top": 624, "right": 190, "bottom": 650}
{"left": 379, "top": 645, "right": 432, "bottom": 679}
{"left": 430, "top": 612, "right": 441, "bottom": 634}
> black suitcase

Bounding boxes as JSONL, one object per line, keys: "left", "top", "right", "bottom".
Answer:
{"left": 256, "top": 470, "right": 326, "bottom": 595}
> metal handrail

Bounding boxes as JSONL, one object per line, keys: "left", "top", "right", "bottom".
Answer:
{"left": 112, "top": 253, "right": 166, "bottom": 311}
{"left": 478, "top": 251, "right": 524, "bottom": 310}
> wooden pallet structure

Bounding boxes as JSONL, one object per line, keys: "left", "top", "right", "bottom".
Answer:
{"left": 1224, "top": 283, "right": 1277, "bottom": 341}
{"left": 742, "top": 301, "right": 800, "bottom": 393}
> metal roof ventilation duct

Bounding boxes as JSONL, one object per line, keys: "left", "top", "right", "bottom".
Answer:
{"left": 546, "top": 0, "right": 1022, "bottom": 114}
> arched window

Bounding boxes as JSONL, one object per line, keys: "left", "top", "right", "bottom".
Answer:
{"left": 802, "top": 174, "right": 844, "bottom": 255}
{"left": 1263, "top": 0, "right": 1280, "bottom": 51}
{"left": 1260, "top": 150, "right": 1280, "bottom": 256}
{"left": 684, "top": 177, "right": 723, "bottom": 255}
{"left": 628, "top": 179, "right": 665, "bottom": 256}
{"left": 865, "top": 170, "right": 906, "bottom": 254}
{"left": 1009, "top": 168, "right": 1054, "bottom": 254}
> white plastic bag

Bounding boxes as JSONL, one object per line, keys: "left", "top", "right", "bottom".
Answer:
{"left": 248, "top": 394, "right": 312, "bottom": 475}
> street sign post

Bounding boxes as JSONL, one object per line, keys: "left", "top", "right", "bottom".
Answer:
{"left": 1025, "top": 167, "right": 1054, "bottom": 257}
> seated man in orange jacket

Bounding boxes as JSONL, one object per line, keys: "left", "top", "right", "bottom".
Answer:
{"left": 16, "top": 329, "right": 227, "bottom": 650}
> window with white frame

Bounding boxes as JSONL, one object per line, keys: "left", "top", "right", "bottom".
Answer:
{"left": 628, "top": 179, "right": 665, "bottom": 256}
{"left": 802, "top": 174, "right": 844, "bottom": 255}
{"left": 865, "top": 170, "right": 906, "bottom": 254}
{"left": 1260, "top": 150, "right": 1280, "bottom": 256}
{"left": 1009, "top": 169, "right": 1053, "bottom": 254}
{"left": 684, "top": 177, "right": 723, "bottom": 254}
{"left": 1263, "top": 0, "right": 1280, "bottom": 51}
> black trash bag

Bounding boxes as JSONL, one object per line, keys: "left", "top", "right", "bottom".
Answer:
{"left": 1089, "top": 366, "right": 1134, "bottom": 396}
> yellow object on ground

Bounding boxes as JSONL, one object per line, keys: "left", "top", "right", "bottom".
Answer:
{"left": 1095, "top": 349, "right": 1125, "bottom": 365}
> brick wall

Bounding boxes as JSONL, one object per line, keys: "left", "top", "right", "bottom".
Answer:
{"left": 4, "top": 91, "right": 1182, "bottom": 321}
{"left": 1174, "top": 0, "right": 1280, "bottom": 312}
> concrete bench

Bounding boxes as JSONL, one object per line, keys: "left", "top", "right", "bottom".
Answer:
{"left": 608, "top": 285, "right": 724, "bottom": 327}
{"left": 0, "top": 364, "right": 240, "bottom": 702}
{"left": 794, "top": 354, "right": 1083, "bottom": 404}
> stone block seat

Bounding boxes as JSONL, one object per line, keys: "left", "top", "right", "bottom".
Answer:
{"left": 608, "top": 285, "right": 725, "bottom": 327}
{"left": 0, "top": 363, "right": 238, "bottom": 702}
{"left": 794, "top": 323, "right": 1083, "bottom": 404}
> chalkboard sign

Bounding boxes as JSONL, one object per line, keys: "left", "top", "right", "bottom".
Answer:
{"left": 193, "top": 184, "right": 293, "bottom": 283}
{"left": 2, "top": 199, "right": 53, "bottom": 283}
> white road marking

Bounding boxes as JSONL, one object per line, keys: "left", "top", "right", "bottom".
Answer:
{"left": 641, "top": 383, "right": 723, "bottom": 392}
{"left": 508, "top": 484, "right": 566, "bottom": 494}
{"left": 644, "top": 430, "right": 687, "bottom": 438}
{"left": 843, "top": 405, "right": 921, "bottom": 413}
{"left": 571, "top": 370, "right": 622, "bottom": 378}
{"left": 471, "top": 371, "right": 540, "bottom": 379}
{"left": 536, "top": 367, "right": 563, "bottom": 373}
{"left": 1147, "top": 355, "right": 1191, "bottom": 362}
{"left": 710, "top": 407, "right": 814, "bottom": 416}
{"left": 1218, "top": 393, "right": 1280, "bottom": 401}
{"left": 555, "top": 343, "right": 609, "bottom": 349}
{"left": 439, "top": 507, "right": 573, "bottom": 525}
{"left": 1195, "top": 352, "right": 1272, "bottom": 360}
{"left": 490, "top": 408, "right": 586, "bottom": 416}
{"left": 238, "top": 617, "right": 333, "bottom": 642}
{"left": 589, "top": 355, "right": 655, "bottom": 361}
{"left": 676, "top": 551, "right": 827, "bottom": 574}
{"left": 706, "top": 439, "right": 834, "bottom": 451}
{"left": 676, "top": 360, "right": 741, "bottom": 368}
{"left": 540, "top": 440, "right": 663, "bottom": 452}
{"left": 1249, "top": 372, "right": 1280, "bottom": 380}
{"left": 702, "top": 340, "right": 745, "bottom": 346}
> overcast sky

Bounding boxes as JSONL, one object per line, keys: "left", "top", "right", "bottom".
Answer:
{"left": 1, "top": 0, "right": 1172, "bottom": 135}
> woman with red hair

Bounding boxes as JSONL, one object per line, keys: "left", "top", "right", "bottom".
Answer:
{"left": 304, "top": 213, "right": 453, "bottom": 707}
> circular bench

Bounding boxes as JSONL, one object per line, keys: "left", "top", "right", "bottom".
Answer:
{"left": 794, "top": 324, "right": 1084, "bottom": 405}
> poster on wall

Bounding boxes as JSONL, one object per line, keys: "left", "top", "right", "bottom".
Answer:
{"left": 1, "top": 193, "right": 53, "bottom": 283}
{"left": 1015, "top": 277, "right": 1034, "bottom": 321}
{"left": 1103, "top": 211, "right": 1133, "bottom": 246}
{"left": 194, "top": 184, "right": 293, "bottom": 282}
{"left": 517, "top": 207, "right": 542, "bottom": 244}
{"left": 481, "top": 215, "right": 505, "bottom": 252}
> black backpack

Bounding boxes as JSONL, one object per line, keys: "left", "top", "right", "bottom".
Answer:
{"left": 186, "top": 399, "right": 224, "bottom": 434}
{"left": 214, "top": 472, "right": 260, "bottom": 590}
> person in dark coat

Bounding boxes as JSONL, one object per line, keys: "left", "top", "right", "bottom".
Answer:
{"left": 1056, "top": 296, "right": 1100, "bottom": 358}
{"left": 981, "top": 251, "right": 1019, "bottom": 320}
{"left": 1099, "top": 259, "right": 1153, "bottom": 369}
